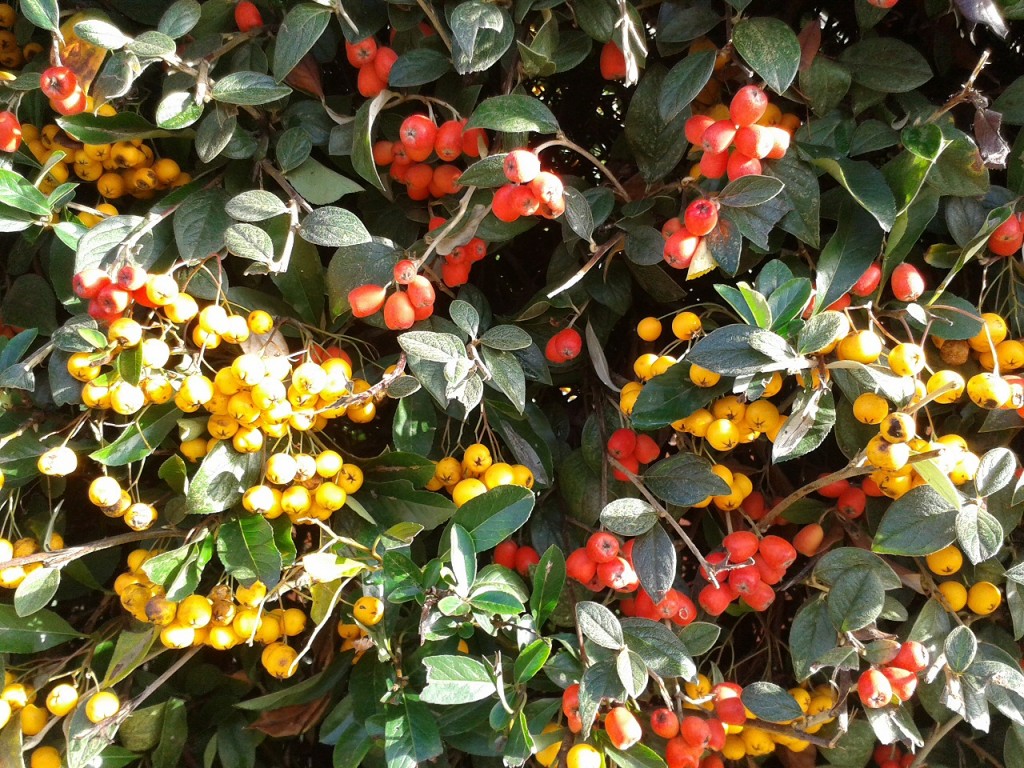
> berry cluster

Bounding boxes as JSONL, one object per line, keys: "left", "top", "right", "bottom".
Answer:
{"left": 492, "top": 540, "right": 541, "bottom": 578}
{"left": 606, "top": 427, "right": 661, "bottom": 479}
{"left": 492, "top": 149, "right": 566, "bottom": 222}
{"left": 684, "top": 86, "right": 793, "bottom": 181}
{"left": 426, "top": 442, "right": 535, "bottom": 506}
{"left": 926, "top": 543, "right": 1003, "bottom": 614}
{"left": 0, "top": 533, "right": 63, "bottom": 590}
{"left": 372, "top": 113, "right": 488, "bottom": 200}
{"left": 345, "top": 36, "right": 399, "bottom": 98}
{"left": 856, "top": 640, "right": 929, "bottom": 709}
{"left": 87, "top": 475, "right": 158, "bottom": 531}
{"left": 337, "top": 595, "right": 385, "bottom": 662}
{"left": 348, "top": 259, "right": 436, "bottom": 329}
{"left": 697, "top": 531, "right": 796, "bottom": 615}
{"left": 661, "top": 198, "right": 720, "bottom": 270}
{"left": 242, "top": 450, "right": 364, "bottom": 524}
{"left": 428, "top": 215, "right": 490, "bottom": 288}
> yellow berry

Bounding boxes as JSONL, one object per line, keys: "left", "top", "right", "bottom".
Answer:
{"left": 926, "top": 545, "right": 963, "bottom": 576}
{"left": 353, "top": 596, "right": 384, "bottom": 626}
{"left": 853, "top": 393, "right": 888, "bottom": 425}
{"left": 45, "top": 683, "right": 79, "bottom": 717}
{"left": 637, "top": 317, "right": 662, "bottom": 342}
{"left": 937, "top": 581, "right": 967, "bottom": 611}
{"left": 967, "top": 581, "right": 1001, "bottom": 615}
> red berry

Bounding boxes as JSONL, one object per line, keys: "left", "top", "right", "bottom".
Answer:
{"left": 698, "top": 583, "right": 733, "bottom": 616}
{"left": 733, "top": 124, "right": 775, "bottom": 159}
{"left": 890, "top": 640, "right": 930, "bottom": 673}
{"left": 757, "top": 535, "right": 797, "bottom": 570}
{"left": 545, "top": 328, "right": 582, "bottom": 364}
{"left": 754, "top": 554, "right": 786, "bottom": 586}
{"left": 530, "top": 171, "right": 564, "bottom": 207}
{"left": 393, "top": 259, "right": 417, "bottom": 285}
{"left": 666, "top": 737, "right": 701, "bottom": 768}
{"left": 406, "top": 275, "right": 435, "bottom": 308}
{"left": 399, "top": 114, "right": 438, "bottom": 162}
{"left": 684, "top": 198, "right": 719, "bottom": 237}
{"left": 837, "top": 486, "right": 867, "bottom": 519}
{"left": 345, "top": 37, "right": 378, "bottom": 68}
{"left": 891, "top": 263, "right": 925, "bottom": 302}
{"left": 857, "top": 668, "right": 893, "bottom": 709}
{"left": 434, "top": 120, "right": 464, "bottom": 162}
{"left": 605, "top": 707, "right": 642, "bottom": 750}
{"left": 0, "top": 111, "right": 22, "bottom": 153}
{"left": 685, "top": 115, "right": 715, "bottom": 145}
{"left": 492, "top": 184, "right": 539, "bottom": 222}
{"left": 348, "top": 284, "right": 386, "bottom": 318}
{"left": 723, "top": 530, "right": 759, "bottom": 563}
{"left": 702, "top": 120, "right": 737, "bottom": 154}
{"left": 705, "top": 718, "right": 726, "bottom": 751}
{"left": 740, "top": 580, "right": 775, "bottom": 611}
{"left": 699, "top": 149, "right": 729, "bottom": 179}
{"left": 650, "top": 708, "right": 679, "bottom": 739}
{"left": 95, "top": 284, "right": 130, "bottom": 316}
{"left": 606, "top": 428, "right": 637, "bottom": 459}
{"left": 372, "top": 46, "right": 398, "bottom": 83}
{"left": 40, "top": 66, "right": 78, "bottom": 100}
{"left": 881, "top": 666, "right": 918, "bottom": 701}
{"left": 663, "top": 228, "right": 700, "bottom": 270}
{"left": 52, "top": 88, "right": 87, "bottom": 116}
{"left": 793, "top": 523, "right": 824, "bottom": 557}
{"left": 741, "top": 491, "right": 767, "bottom": 521}
{"left": 503, "top": 149, "right": 541, "bottom": 184}
{"left": 599, "top": 41, "right": 627, "bottom": 80}
{"left": 817, "top": 475, "right": 850, "bottom": 499}
{"left": 988, "top": 215, "right": 1024, "bottom": 256}
{"left": 441, "top": 261, "right": 471, "bottom": 288}
{"left": 566, "top": 548, "right": 597, "bottom": 583}
{"left": 726, "top": 151, "right": 761, "bottom": 180}
{"left": 493, "top": 541, "right": 518, "bottom": 569}
{"left": 730, "top": 85, "right": 768, "bottom": 127}
{"left": 562, "top": 683, "right": 580, "bottom": 717}
{"left": 727, "top": 565, "right": 761, "bottom": 595}
{"left": 116, "top": 265, "right": 148, "bottom": 291}
{"left": 514, "top": 546, "right": 540, "bottom": 577}
{"left": 596, "top": 556, "right": 637, "bottom": 591}
{"left": 633, "top": 434, "right": 660, "bottom": 464}
{"left": 662, "top": 217, "right": 683, "bottom": 239}
{"left": 234, "top": 0, "right": 264, "bottom": 32}
{"left": 383, "top": 291, "right": 416, "bottom": 330}
{"left": 356, "top": 65, "right": 386, "bottom": 98}
{"left": 680, "top": 716, "right": 710, "bottom": 749}
{"left": 461, "top": 126, "right": 489, "bottom": 158}
{"left": 713, "top": 691, "right": 746, "bottom": 725}
{"left": 586, "top": 532, "right": 620, "bottom": 564}
{"left": 852, "top": 262, "right": 883, "bottom": 297}
{"left": 765, "top": 126, "right": 791, "bottom": 159}
{"left": 73, "top": 268, "right": 111, "bottom": 299}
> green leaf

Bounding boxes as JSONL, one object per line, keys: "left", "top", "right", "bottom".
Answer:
{"left": 873, "top": 486, "right": 958, "bottom": 556}
{"left": 624, "top": 66, "right": 689, "bottom": 183}
{"left": 644, "top": 453, "right": 730, "bottom": 506}
{"left": 956, "top": 503, "right": 1003, "bottom": 565}
{"left": 326, "top": 239, "right": 401, "bottom": 316}
{"left": 287, "top": 158, "right": 363, "bottom": 205}
{"left": 451, "top": 2, "right": 513, "bottom": 75}
{"left": 216, "top": 515, "right": 283, "bottom": 588}
{"left": 798, "top": 311, "right": 846, "bottom": 355}
{"left": 226, "top": 190, "right": 287, "bottom": 221}
{"left": 631, "top": 363, "right": 729, "bottom": 430}
{"left": 688, "top": 325, "right": 798, "bottom": 376}
{"left": 913, "top": 458, "right": 963, "bottom": 510}
{"left": 225, "top": 223, "right": 274, "bottom": 265}
{"left": 273, "top": 4, "right": 331, "bottom": 81}
{"left": 440, "top": 485, "right": 535, "bottom": 555}
{"left": 0, "top": 604, "right": 82, "bottom": 653}
{"left": 633, "top": 523, "right": 675, "bottom": 603}
{"left": 742, "top": 682, "right": 804, "bottom": 723}
{"left": 420, "top": 656, "right": 496, "bottom": 704}
{"left": 790, "top": 596, "right": 838, "bottom": 680}
{"left": 800, "top": 57, "right": 852, "bottom": 116}
{"left": 449, "top": 524, "right": 477, "bottom": 593}
{"left": 272, "top": 237, "right": 324, "bottom": 323}
{"left": 211, "top": 71, "right": 292, "bottom": 105}
{"left": 103, "top": 625, "right": 158, "bottom": 686}
{"left": 513, "top": 639, "right": 552, "bottom": 684}
{"left": 977, "top": 447, "right": 1017, "bottom": 496}
{"left": 576, "top": 601, "right": 625, "bottom": 649}
{"left": 0, "top": 169, "right": 51, "bottom": 215}
{"left": 159, "top": 0, "right": 202, "bottom": 38}
{"left": 840, "top": 38, "right": 932, "bottom": 93}
{"left": 945, "top": 626, "right": 977, "bottom": 674}
{"left": 658, "top": 50, "right": 715, "bottom": 122}
{"left": 827, "top": 568, "right": 885, "bottom": 632}
{"left": 814, "top": 202, "right": 884, "bottom": 310}
{"left": 812, "top": 156, "right": 897, "bottom": 231}
{"left": 90, "top": 402, "right": 180, "bottom": 466}
{"left": 718, "top": 176, "right": 785, "bottom": 208}
{"left": 466, "top": 95, "right": 559, "bottom": 134}
{"left": 601, "top": 737, "right": 668, "bottom": 768}
{"left": 815, "top": 548, "right": 901, "bottom": 589}
{"left": 479, "top": 325, "right": 532, "bottom": 351}
{"left": 600, "top": 498, "right": 658, "bottom": 537}
{"left": 13, "top": 567, "right": 60, "bottom": 617}
{"left": 58, "top": 113, "right": 177, "bottom": 143}
{"left": 388, "top": 49, "right": 452, "bottom": 87}
{"left": 174, "top": 188, "right": 230, "bottom": 262}
{"left": 457, "top": 153, "right": 510, "bottom": 188}
{"left": 350, "top": 92, "right": 388, "bottom": 193}
{"left": 384, "top": 693, "right": 443, "bottom": 768}
{"left": 530, "top": 546, "right": 565, "bottom": 627}
{"left": 732, "top": 17, "right": 801, "bottom": 94}
{"left": 773, "top": 388, "right": 835, "bottom": 462}
{"left": 620, "top": 618, "right": 696, "bottom": 680}
{"left": 21, "top": 0, "right": 59, "bottom": 32}
{"left": 186, "top": 441, "right": 263, "bottom": 516}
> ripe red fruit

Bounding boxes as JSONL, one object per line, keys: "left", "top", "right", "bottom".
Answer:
{"left": 705, "top": 718, "right": 726, "bottom": 751}
{"left": 684, "top": 199, "right": 718, "bottom": 237}
{"left": 357, "top": 65, "right": 386, "bottom": 98}
{"left": 545, "top": 328, "right": 582, "bottom": 364}
{"left": 730, "top": 85, "right": 768, "bottom": 127}
{"left": 530, "top": 171, "right": 564, "bottom": 207}
{"left": 597, "top": 556, "right": 637, "bottom": 591}
{"left": 234, "top": 0, "right": 264, "bottom": 32}
{"left": 817, "top": 475, "right": 850, "bottom": 499}
{"left": 754, "top": 554, "right": 786, "bottom": 586}
{"left": 562, "top": 683, "right": 580, "bottom": 717}
{"left": 514, "top": 546, "right": 540, "bottom": 577}
{"left": 493, "top": 540, "right": 518, "bottom": 569}
{"left": 757, "top": 535, "right": 797, "bottom": 570}
{"left": 698, "top": 583, "right": 733, "bottom": 616}
{"left": 662, "top": 217, "right": 683, "bottom": 239}
{"left": 605, "top": 706, "right": 642, "bottom": 749}
{"left": 765, "top": 126, "right": 791, "bottom": 159}
{"left": 461, "top": 126, "right": 489, "bottom": 157}
{"left": 406, "top": 275, "right": 435, "bottom": 308}
{"left": 52, "top": 88, "right": 87, "bottom": 116}
{"left": 441, "top": 261, "right": 471, "bottom": 288}
{"left": 881, "top": 665, "right": 918, "bottom": 701}
{"left": 633, "top": 434, "right": 660, "bottom": 464}
{"left": 874, "top": 745, "right": 902, "bottom": 765}
{"left": 348, "top": 284, "right": 387, "bottom": 318}
{"left": 680, "top": 716, "right": 710, "bottom": 749}
{"left": 989, "top": 215, "right": 1024, "bottom": 256}
{"left": 741, "top": 580, "right": 776, "bottom": 611}
{"left": 116, "top": 265, "right": 148, "bottom": 291}
{"left": 606, "top": 428, "right": 637, "bottom": 459}
{"left": 723, "top": 530, "right": 759, "bottom": 563}
{"left": 685, "top": 115, "right": 715, "bottom": 145}
{"left": 663, "top": 228, "right": 700, "bottom": 269}
{"left": 492, "top": 184, "right": 539, "bottom": 222}
{"left": 399, "top": 114, "right": 438, "bottom": 160}
{"left": 0, "top": 111, "right": 22, "bottom": 153}
{"left": 650, "top": 708, "right": 680, "bottom": 739}
{"left": 741, "top": 491, "right": 767, "bottom": 521}
{"left": 700, "top": 757, "right": 725, "bottom": 768}
{"left": 393, "top": 259, "right": 417, "bottom": 285}
{"left": 702, "top": 120, "right": 737, "bottom": 154}
{"left": 503, "top": 149, "right": 541, "bottom": 184}
{"left": 793, "top": 523, "right": 824, "bottom": 557}
{"left": 891, "top": 263, "right": 925, "bottom": 302}
{"left": 434, "top": 120, "right": 464, "bottom": 162}
{"left": 372, "top": 141, "right": 394, "bottom": 166}
{"left": 40, "top": 66, "right": 78, "bottom": 100}
{"left": 857, "top": 668, "right": 893, "bottom": 709}
{"left": 95, "top": 284, "right": 131, "bottom": 316}
{"left": 612, "top": 453, "right": 640, "bottom": 482}
{"left": 586, "top": 532, "right": 620, "bottom": 564}
{"left": 852, "top": 262, "right": 883, "bottom": 296}
{"left": 891, "top": 640, "right": 930, "bottom": 673}
{"left": 733, "top": 124, "right": 774, "bottom": 159}
{"left": 383, "top": 291, "right": 416, "bottom": 330}
{"left": 837, "top": 486, "right": 867, "bottom": 519}
{"left": 699, "top": 149, "right": 728, "bottom": 179}
{"left": 566, "top": 548, "right": 597, "bottom": 583}
{"left": 345, "top": 37, "right": 378, "bottom": 68}
{"left": 712, "top": 688, "right": 746, "bottom": 725}
{"left": 728, "top": 566, "right": 761, "bottom": 595}
{"left": 599, "top": 41, "right": 627, "bottom": 80}
{"left": 672, "top": 593, "right": 697, "bottom": 626}
{"left": 73, "top": 268, "right": 111, "bottom": 299}
{"left": 373, "top": 47, "right": 398, "bottom": 83}
{"left": 726, "top": 151, "right": 761, "bottom": 180}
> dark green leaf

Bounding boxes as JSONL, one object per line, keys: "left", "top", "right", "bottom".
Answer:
{"left": 644, "top": 453, "right": 730, "bottom": 506}
{"left": 600, "top": 498, "right": 658, "bottom": 537}
{"left": 632, "top": 524, "right": 675, "bottom": 604}
{"left": 421, "top": 655, "right": 496, "bottom": 704}
{"left": 90, "top": 402, "right": 180, "bottom": 466}
{"left": 211, "top": 71, "right": 291, "bottom": 105}
{"left": 0, "top": 604, "right": 82, "bottom": 653}
{"left": 873, "top": 486, "right": 957, "bottom": 556}
{"left": 732, "top": 17, "right": 800, "bottom": 94}
{"left": 576, "top": 601, "right": 625, "bottom": 649}
{"left": 530, "top": 546, "right": 565, "bottom": 627}
{"left": 658, "top": 50, "right": 715, "bottom": 122}
{"left": 273, "top": 4, "right": 331, "bottom": 81}
{"left": 742, "top": 682, "right": 804, "bottom": 723}
{"left": 466, "top": 95, "right": 558, "bottom": 134}
{"left": 216, "top": 515, "right": 283, "bottom": 588}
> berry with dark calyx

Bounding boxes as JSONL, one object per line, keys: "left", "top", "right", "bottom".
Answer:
{"left": 393, "top": 259, "right": 417, "bottom": 285}
{"left": 40, "top": 66, "right": 78, "bottom": 100}
{"left": 73, "top": 268, "right": 111, "bottom": 299}
{"left": 663, "top": 228, "right": 700, "bottom": 269}
{"left": 116, "top": 265, "right": 148, "bottom": 291}
{"left": 345, "top": 37, "right": 378, "bottom": 68}
{"left": 650, "top": 708, "right": 680, "bottom": 739}
{"left": 434, "top": 120, "right": 463, "bottom": 161}
{"left": 606, "top": 428, "right": 637, "bottom": 459}
{"left": 684, "top": 198, "right": 719, "bottom": 236}
{"left": 857, "top": 668, "right": 893, "bottom": 709}
{"left": 545, "top": 328, "right": 582, "bottom": 363}
{"left": 586, "top": 531, "right": 620, "bottom": 564}
{"left": 837, "top": 486, "right": 867, "bottom": 519}
{"left": 740, "top": 579, "right": 775, "bottom": 611}
{"left": 503, "top": 149, "right": 541, "bottom": 184}
{"left": 891, "top": 263, "right": 925, "bottom": 302}
{"left": 989, "top": 215, "right": 1024, "bottom": 256}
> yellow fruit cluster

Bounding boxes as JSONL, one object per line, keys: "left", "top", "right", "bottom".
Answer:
{"left": 242, "top": 450, "right": 364, "bottom": 523}
{"left": 0, "top": 533, "right": 63, "bottom": 589}
{"left": 426, "top": 442, "right": 535, "bottom": 506}
{"left": 925, "top": 544, "right": 1003, "bottom": 615}
{"left": 0, "top": 670, "right": 118, "bottom": 750}
{"left": 0, "top": 4, "right": 43, "bottom": 69}
{"left": 337, "top": 595, "right": 385, "bottom": 662}
{"left": 86, "top": 474, "right": 158, "bottom": 531}
{"left": 24, "top": 115, "right": 190, "bottom": 201}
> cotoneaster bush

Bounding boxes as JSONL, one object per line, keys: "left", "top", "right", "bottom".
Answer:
{"left": 0, "top": 1, "right": 1023, "bottom": 767}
